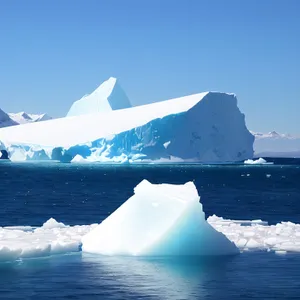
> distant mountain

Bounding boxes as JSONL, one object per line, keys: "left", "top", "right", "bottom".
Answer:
{"left": 0, "top": 108, "right": 18, "bottom": 128}
{"left": 251, "top": 131, "right": 294, "bottom": 139}
{"left": 252, "top": 131, "right": 300, "bottom": 158}
{"left": 0, "top": 109, "right": 52, "bottom": 128}
{"left": 8, "top": 112, "right": 52, "bottom": 124}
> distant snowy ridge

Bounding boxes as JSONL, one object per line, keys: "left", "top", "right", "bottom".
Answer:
{"left": 0, "top": 108, "right": 18, "bottom": 128}
{"left": 0, "top": 109, "right": 52, "bottom": 129}
{"left": 251, "top": 131, "right": 297, "bottom": 140}
{"left": 252, "top": 131, "right": 300, "bottom": 158}
{"left": 0, "top": 86, "right": 254, "bottom": 163}
{"left": 8, "top": 112, "right": 52, "bottom": 125}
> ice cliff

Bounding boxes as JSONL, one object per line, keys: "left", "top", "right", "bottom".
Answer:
{"left": 0, "top": 78, "right": 254, "bottom": 163}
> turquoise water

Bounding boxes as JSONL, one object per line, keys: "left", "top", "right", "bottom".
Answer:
{"left": 0, "top": 161, "right": 300, "bottom": 299}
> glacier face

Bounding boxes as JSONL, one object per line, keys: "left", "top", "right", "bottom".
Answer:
{"left": 82, "top": 180, "right": 238, "bottom": 256}
{"left": 67, "top": 77, "right": 132, "bottom": 117}
{"left": 0, "top": 91, "right": 254, "bottom": 163}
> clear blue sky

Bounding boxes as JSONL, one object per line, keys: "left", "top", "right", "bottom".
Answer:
{"left": 0, "top": 0, "right": 299, "bottom": 134}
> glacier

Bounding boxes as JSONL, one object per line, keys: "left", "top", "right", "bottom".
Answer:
{"left": 0, "top": 78, "right": 254, "bottom": 163}
{"left": 1, "top": 180, "right": 300, "bottom": 262}
{"left": 82, "top": 180, "right": 238, "bottom": 256}
{"left": 67, "top": 77, "right": 132, "bottom": 117}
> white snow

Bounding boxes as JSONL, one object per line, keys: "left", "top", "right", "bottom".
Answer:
{"left": 82, "top": 180, "right": 238, "bottom": 256}
{"left": 67, "top": 77, "right": 132, "bottom": 117}
{"left": 0, "top": 86, "right": 254, "bottom": 163}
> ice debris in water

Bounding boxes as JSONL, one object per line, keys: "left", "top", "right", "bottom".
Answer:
{"left": 0, "top": 221, "right": 97, "bottom": 262}
{"left": 82, "top": 180, "right": 238, "bottom": 256}
{"left": 208, "top": 215, "right": 300, "bottom": 253}
{"left": 1, "top": 181, "right": 300, "bottom": 262}
{"left": 244, "top": 158, "right": 273, "bottom": 165}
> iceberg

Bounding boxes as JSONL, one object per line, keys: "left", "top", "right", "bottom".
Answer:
{"left": 82, "top": 180, "right": 238, "bottom": 256}
{"left": 67, "top": 77, "right": 132, "bottom": 117}
{"left": 0, "top": 78, "right": 254, "bottom": 163}
{"left": 244, "top": 158, "right": 273, "bottom": 165}
{"left": 1, "top": 180, "right": 300, "bottom": 262}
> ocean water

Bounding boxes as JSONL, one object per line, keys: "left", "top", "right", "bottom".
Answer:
{"left": 0, "top": 161, "right": 300, "bottom": 299}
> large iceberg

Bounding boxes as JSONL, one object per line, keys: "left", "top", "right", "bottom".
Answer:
{"left": 67, "top": 77, "right": 132, "bottom": 117}
{"left": 0, "top": 78, "right": 254, "bottom": 163}
{"left": 82, "top": 180, "right": 238, "bottom": 256}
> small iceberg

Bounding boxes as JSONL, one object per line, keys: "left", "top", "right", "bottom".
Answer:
{"left": 82, "top": 180, "right": 238, "bottom": 256}
{"left": 244, "top": 158, "right": 273, "bottom": 165}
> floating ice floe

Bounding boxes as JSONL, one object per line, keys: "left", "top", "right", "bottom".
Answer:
{"left": 208, "top": 215, "right": 300, "bottom": 253}
{"left": 1, "top": 181, "right": 300, "bottom": 262}
{"left": 244, "top": 158, "right": 273, "bottom": 165}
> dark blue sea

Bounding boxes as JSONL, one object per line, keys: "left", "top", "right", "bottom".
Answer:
{"left": 0, "top": 160, "right": 300, "bottom": 299}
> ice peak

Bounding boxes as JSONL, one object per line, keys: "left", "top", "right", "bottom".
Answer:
{"left": 67, "top": 77, "right": 132, "bottom": 117}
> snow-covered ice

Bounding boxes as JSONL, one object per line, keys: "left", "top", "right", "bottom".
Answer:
{"left": 0, "top": 79, "right": 254, "bottom": 163}
{"left": 82, "top": 180, "right": 238, "bottom": 256}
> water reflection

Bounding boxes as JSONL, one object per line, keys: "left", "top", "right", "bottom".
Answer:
{"left": 81, "top": 254, "right": 235, "bottom": 299}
